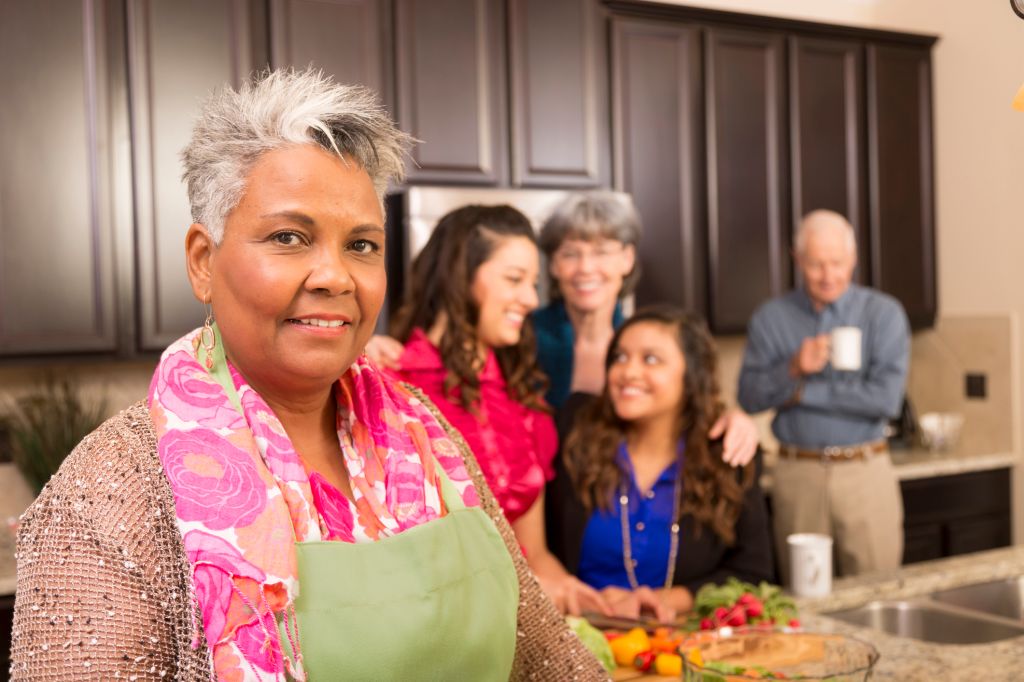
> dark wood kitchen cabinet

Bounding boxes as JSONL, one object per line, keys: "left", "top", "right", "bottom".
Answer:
{"left": 610, "top": 18, "right": 706, "bottom": 314}
{"left": 396, "top": 0, "right": 609, "bottom": 188}
{"left": 901, "top": 468, "right": 1011, "bottom": 564}
{"left": 704, "top": 27, "right": 790, "bottom": 333}
{"left": 129, "top": 0, "right": 263, "bottom": 351}
{"left": 270, "top": 0, "right": 391, "bottom": 103}
{"left": 606, "top": 1, "right": 937, "bottom": 333}
{"left": 867, "top": 43, "right": 937, "bottom": 328}
{"left": 0, "top": 0, "right": 123, "bottom": 355}
{"left": 788, "top": 36, "right": 870, "bottom": 282}
{"left": 395, "top": 0, "right": 507, "bottom": 185}
{"left": 509, "top": 0, "right": 609, "bottom": 187}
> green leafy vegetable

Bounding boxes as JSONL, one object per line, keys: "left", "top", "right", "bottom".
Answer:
{"left": 566, "top": 616, "right": 616, "bottom": 671}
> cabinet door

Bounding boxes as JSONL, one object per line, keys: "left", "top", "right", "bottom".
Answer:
{"left": 0, "top": 0, "right": 120, "bottom": 355}
{"left": 395, "top": 0, "right": 506, "bottom": 185}
{"left": 866, "top": 44, "right": 936, "bottom": 328}
{"left": 129, "top": 0, "right": 259, "bottom": 351}
{"left": 508, "top": 0, "right": 608, "bottom": 187}
{"left": 789, "top": 36, "right": 869, "bottom": 282}
{"left": 611, "top": 18, "right": 705, "bottom": 314}
{"left": 705, "top": 28, "right": 790, "bottom": 333}
{"left": 271, "top": 0, "right": 389, "bottom": 102}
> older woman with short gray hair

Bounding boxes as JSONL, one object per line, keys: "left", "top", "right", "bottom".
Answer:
{"left": 12, "top": 69, "right": 607, "bottom": 681}
{"left": 534, "top": 191, "right": 759, "bottom": 468}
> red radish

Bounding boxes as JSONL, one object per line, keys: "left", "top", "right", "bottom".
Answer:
{"left": 725, "top": 605, "right": 748, "bottom": 626}
{"left": 714, "top": 607, "right": 729, "bottom": 622}
{"left": 737, "top": 593, "right": 757, "bottom": 606}
{"left": 745, "top": 600, "right": 764, "bottom": 618}
{"left": 788, "top": 619, "right": 801, "bottom": 628}
{"left": 699, "top": 618, "right": 714, "bottom": 631}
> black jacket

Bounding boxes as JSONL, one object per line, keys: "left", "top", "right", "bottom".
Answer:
{"left": 545, "top": 393, "right": 776, "bottom": 594}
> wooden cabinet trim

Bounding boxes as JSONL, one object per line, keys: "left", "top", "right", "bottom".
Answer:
{"left": 603, "top": 0, "right": 938, "bottom": 48}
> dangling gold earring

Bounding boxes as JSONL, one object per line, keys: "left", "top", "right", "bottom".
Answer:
{"left": 200, "top": 299, "right": 216, "bottom": 369}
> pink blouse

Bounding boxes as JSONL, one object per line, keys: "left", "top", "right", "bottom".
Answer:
{"left": 393, "top": 329, "right": 557, "bottom": 525}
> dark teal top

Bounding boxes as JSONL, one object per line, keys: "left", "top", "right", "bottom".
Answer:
{"left": 532, "top": 300, "right": 625, "bottom": 409}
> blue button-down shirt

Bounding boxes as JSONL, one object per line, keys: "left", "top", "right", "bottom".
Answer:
{"left": 577, "top": 444, "right": 682, "bottom": 590}
{"left": 737, "top": 284, "right": 910, "bottom": 449}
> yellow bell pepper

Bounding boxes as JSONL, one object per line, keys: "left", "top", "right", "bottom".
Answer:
{"left": 654, "top": 652, "right": 683, "bottom": 676}
{"left": 609, "top": 627, "right": 650, "bottom": 666}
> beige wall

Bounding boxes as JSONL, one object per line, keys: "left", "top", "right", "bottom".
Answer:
{"left": 657, "top": 0, "right": 1024, "bottom": 542}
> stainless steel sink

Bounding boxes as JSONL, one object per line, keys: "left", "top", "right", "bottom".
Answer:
{"left": 930, "top": 577, "right": 1024, "bottom": 622}
{"left": 825, "top": 600, "right": 1024, "bottom": 644}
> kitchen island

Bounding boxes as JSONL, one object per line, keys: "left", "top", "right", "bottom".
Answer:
{"left": 611, "top": 545, "right": 1024, "bottom": 681}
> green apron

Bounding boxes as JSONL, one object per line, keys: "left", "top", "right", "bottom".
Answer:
{"left": 280, "top": 465, "right": 519, "bottom": 680}
{"left": 200, "top": 330, "right": 518, "bottom": 679}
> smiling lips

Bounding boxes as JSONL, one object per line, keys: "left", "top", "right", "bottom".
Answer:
{"left": 287, "top": 316, "right": 352, "bottom": 333}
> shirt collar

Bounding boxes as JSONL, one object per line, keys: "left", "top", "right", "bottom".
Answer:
{"left": 615, "top": 441, "right": 685, "bottom": 490}
{"left": 797, "top": 283, "right": 858, "bottom": 318}
{"left": 400, "top": 328, "right": 502, "bottom": 380}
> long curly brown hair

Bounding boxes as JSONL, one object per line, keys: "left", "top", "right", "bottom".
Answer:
{"left": 563, "top": 306, "right": 753, "bottom": 544}
{"left": 390, "top": 204, "right": 549, "bottom": 412}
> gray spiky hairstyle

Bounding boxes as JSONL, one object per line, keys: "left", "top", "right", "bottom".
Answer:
{"left": 182, "top": 68, "right": 412, "bottom": 243}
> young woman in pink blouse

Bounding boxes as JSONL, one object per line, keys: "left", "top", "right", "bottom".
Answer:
{"left": 386, "top": 204, "right": 611, "bottom": 616}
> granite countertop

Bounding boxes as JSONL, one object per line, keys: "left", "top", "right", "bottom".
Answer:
{"left": 888, "top": 447, "right": 1017, "bottom": 480}
{"left": 796, "top": 545, "right": 1024, "bottom": 680}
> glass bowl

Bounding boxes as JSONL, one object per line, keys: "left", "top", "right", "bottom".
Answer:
{"left": 680, "top": 626, "right": 879, "bottom": 681}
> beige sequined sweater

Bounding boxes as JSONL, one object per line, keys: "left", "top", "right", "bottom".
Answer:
{"left": 11, "top": 399, "right": 609, "bottom": 681}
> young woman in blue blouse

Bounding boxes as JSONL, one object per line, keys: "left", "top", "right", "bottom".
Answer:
{"left": 548, "top": 306, "right": 775, "bottom": 621}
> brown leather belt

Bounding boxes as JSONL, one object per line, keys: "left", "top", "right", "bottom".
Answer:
{"left": 778, "top": 440, "right": 888, "bottom": 462}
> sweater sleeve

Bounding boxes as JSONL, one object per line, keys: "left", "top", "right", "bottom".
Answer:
{"left": 412, "top": 387, "right": 610, "bottom": 681}
{"left": 11, "top": 405, "right": 210, "bottom": 681}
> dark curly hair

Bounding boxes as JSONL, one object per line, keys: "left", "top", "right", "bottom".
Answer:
{"left": 390, "top": 204, "right": 549, "bottom": 412}
{"left": 563, "top": 306, "right": 752, "bottom": 544}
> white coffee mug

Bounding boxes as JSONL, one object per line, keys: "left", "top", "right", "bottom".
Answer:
{"left": 787, "top": 533, "right": 833, "bottom": 598}
{"left": 830, "top": 326, "right": 862, "bottom": 371}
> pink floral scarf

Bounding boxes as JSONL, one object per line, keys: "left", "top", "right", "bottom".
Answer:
{"left": 148, "top": 328, "right": 479, "bottom": 680}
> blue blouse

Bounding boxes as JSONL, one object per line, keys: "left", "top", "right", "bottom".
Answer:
{"left": 532, "top": 300, "right": 625, "bottom": 408}
{"left": 577, "top": 443, "right": 683, "bottom": 590}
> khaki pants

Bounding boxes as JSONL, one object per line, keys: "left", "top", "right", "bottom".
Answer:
{"left": 772, "top": 451, "right": 903, "bottom": 583}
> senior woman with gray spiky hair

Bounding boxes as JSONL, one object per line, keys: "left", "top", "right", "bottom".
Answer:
{"left": 11, "top": 69, "right": 607, "bottom": 681}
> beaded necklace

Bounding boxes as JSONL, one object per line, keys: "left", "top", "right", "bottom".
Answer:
{"left": 618, "top": 461, "right": 683, "bottom": 590}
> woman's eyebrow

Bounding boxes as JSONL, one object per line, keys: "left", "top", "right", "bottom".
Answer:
{"left": 260, "top": 210, "right": 315, "bottom": 225}
{"left": 350, "top": 224, "right": 386, "bottom": 236}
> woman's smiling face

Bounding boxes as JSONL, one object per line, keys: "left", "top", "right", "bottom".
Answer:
{"left": 470, "top": 236, "right": 540, "bottom": 349}
{"left": 188, "top": 144, "right": 386, "bottom": 399}
{"left": 608, "top": 321, "right": 686, "bottom": 426}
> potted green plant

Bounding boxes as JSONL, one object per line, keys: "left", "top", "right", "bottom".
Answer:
{"left": 2, "top": 378, "right": 107, "bottom": 493}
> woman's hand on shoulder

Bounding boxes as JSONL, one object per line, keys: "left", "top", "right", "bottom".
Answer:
{"left": 364, "top": 334, "right": 404, "bottom": 370}
{"left": 600, "top": 585, "right": 676, "bottom": 623}
{"left": 709, "top": 408, "right": 759, "bottom": 468}
{"left": 538, "top": 573, "right": 611, "bottom": 617}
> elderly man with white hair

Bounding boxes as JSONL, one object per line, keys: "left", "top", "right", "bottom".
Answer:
{"left": 738, "top": 209, "right": 910, "bottom": 581}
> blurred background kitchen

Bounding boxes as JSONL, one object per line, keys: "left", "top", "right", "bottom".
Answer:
{"left": 1, "top": 0, "right": 1023, "bottom": 673}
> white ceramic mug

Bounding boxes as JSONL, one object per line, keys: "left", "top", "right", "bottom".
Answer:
{"left": 788, "top": 533, "right": 833, "bottom": 598}
{"left": 830, "top": 326, "right": 862, "bottom": 371}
